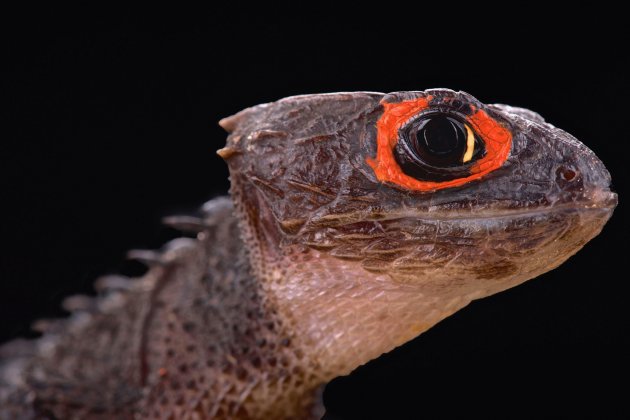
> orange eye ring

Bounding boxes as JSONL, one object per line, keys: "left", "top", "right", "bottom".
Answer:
{"left": 366, "top": 95, "right": 512, "bottom": 192}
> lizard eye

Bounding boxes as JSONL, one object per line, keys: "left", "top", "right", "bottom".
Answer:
{"left": 395, "top": 113, "right": 485, "bottom": 181}
{"left": 367, "top": 95, "right": 512, "bottom": 192}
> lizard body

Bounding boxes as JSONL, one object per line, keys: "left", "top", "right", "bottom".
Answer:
{"left": 0, "top": 89, "right": 617, "bottom": 418}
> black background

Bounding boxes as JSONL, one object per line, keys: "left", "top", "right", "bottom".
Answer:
{"left": 1, "top": 11, "right": 628, "bottom": 419}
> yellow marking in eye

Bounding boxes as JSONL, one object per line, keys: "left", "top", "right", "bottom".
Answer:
{"left": 463, "top": 124, "right": 475, "bottom": 163}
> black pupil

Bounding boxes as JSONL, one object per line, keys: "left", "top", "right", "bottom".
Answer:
{"left": 410, "top": 115, "right": 467, "bottom": 167}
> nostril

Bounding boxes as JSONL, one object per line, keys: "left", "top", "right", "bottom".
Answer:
{"left": 556, "top": 165, "right": 585, "bottom": 195}
{"left": 557, "top": 166, "right": 578, "bottom": 182}
{"left": 562, "top": 169, "right": 576, "bottom": 181}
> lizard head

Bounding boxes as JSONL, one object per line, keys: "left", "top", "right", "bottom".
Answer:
{"left": 219, "top": 89, "right": 616, "bottom": 375}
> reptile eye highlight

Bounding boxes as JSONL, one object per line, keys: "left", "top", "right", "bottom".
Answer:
{"left": 395, "top": 114, "right": 485, "bottom": 181}
{"left": 367, "top": 95, "right": 512, "bottom": 192}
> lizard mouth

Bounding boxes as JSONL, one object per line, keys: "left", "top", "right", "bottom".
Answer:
{"left": 583, "top": 188, "right": 618, "bottom": 210}
{"left": 295, "top": 188, "right": 616, "bottom": 257}
{"left": 297, "top": 188, "right": 617, "bottom": 233}
{"left": 357, "top": 188, "right": 618, "bottom": 224}
{"left": 429, "top": 184, "right": 617, "bottom": 220}
{"left": 443, "top": 192, "right": 615, "bottom": 221}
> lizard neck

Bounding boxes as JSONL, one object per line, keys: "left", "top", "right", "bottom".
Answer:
{"left": 141, "top": 200, "right": 318, "bottom": 419}
{"left": 230, "top": 178, "right": 477, "bottom": 385}
{"left": 266, "top": 249, "right": 474, "bottom": 378}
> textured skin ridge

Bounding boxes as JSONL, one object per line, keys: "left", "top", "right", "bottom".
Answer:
{"left": 1, "top": 199, "right": 322, "bottom": 419}
{"left": 0, "top": 90, "right": 616, "bottom": 418}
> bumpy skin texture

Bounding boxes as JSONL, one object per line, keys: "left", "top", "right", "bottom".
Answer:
{"left": 0, "top": 89, "right": 617, "bottom": 419}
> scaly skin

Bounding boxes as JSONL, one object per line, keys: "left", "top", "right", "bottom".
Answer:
{"left": 0, "top": 89, "right": 617, "bottom": 419}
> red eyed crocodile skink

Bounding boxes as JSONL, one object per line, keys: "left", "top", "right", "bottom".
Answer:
{"left": 0, "top": 89, "right": 617, "bottom": 419}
